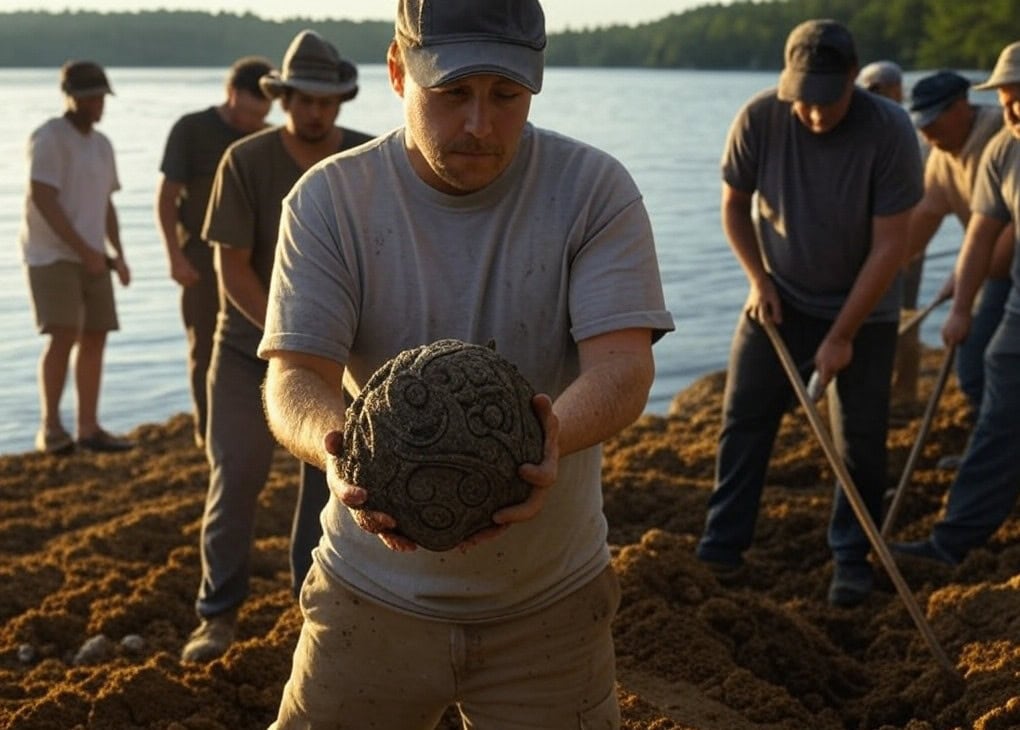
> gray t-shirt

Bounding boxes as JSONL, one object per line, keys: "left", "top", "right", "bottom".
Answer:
{"left": 971, "top": 126, "right": 1020, "bottom": 316}
{"left": 722, "top": 88, "right": 923, "bottom": 322}
{"left": 259, "top": 123, "right": 675, "bottom": 621}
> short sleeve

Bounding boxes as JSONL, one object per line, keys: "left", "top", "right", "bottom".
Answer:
{"left": 28, "top": 124, "right": 64, "bottom": 189}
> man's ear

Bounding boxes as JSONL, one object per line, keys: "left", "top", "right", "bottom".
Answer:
{"left": 387, "top": 40, "right": 405, "bottom": 97}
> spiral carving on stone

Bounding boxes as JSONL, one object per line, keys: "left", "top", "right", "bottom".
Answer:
{"left": 338, "top": 339, "right": 544, "bottom": 551}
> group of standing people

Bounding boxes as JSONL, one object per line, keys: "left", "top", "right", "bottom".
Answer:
{"left": 17, "top": 2, "right": 1020, "bottom": 727}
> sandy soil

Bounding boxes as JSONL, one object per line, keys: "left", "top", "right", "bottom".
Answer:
{"left": 0, "top": 346, "right": 1018, "bottom": 730}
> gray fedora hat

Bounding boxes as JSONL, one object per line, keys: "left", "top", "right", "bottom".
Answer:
{"left": 259, "top": 29, "right": 358, "bottom": 100}
{"left": 974, "top": 41, "right": 1020, "bottom": 90}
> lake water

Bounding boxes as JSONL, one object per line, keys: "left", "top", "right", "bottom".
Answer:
{"left": 0, "top": 66, "right": 965, "bottom": 455}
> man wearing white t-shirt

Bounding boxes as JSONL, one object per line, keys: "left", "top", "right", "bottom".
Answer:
{"left": 18, "top": 60, "right": 133, "bottom": 454}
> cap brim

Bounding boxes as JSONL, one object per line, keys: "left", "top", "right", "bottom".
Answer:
{"left": 910, "top": 105, "right": 945, "bottom": 129}
{"left": 403, "top": 40, "right": 543, "bottom": 94}
{"left": 778, "top": 69, "right": 847, "bottom": 105}
{"left": 69, "top": 85, "right": 113, "bottom": 97}
{"left": 258, "top": 73, "right": 358, "bottom": 100}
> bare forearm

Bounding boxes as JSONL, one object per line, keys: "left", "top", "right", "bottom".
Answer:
{"left": 155, "top": 178, "right": 184, "bottom": 258}
{"left": 553, "top": 342, "right": 653, "bottom": 458}
{"left": 951, "top": 214, "right": 1005, "bottom": 316}
{"left": 723, "top": 190, "right": 768, "bottom": 288}
{"left": 217, "top": 248, "right": 267, "bottom": 329}
{"left": 264, "top": 358, "right": 347, "bottom": 469}
{"left": 105, "top": 202, "right": 123, "bottom": 257}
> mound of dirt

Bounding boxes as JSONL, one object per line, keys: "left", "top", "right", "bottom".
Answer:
{"left": 0, "top": 346, "right": 1017, "bottom": 729}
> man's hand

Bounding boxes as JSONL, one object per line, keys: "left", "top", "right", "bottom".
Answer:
{"left": 323, "top": 430, "right": 417, "bottom": 553}
{"left": 81, "top": 247, "right": 108, "bottom": 276}
{"left": 813, "top": 333, "right": 853, "bottom": 393}
{"left": 169, "top": 252, "right": 200, "bottom": 287}
{"left": 744, "top": 277, "right": 783, "bottom": 324}
{"left": 112, "top": 256, "right": 131, "bottom": 286}
{"left": 942, "top": 309, "right": 972, "bottom": 347}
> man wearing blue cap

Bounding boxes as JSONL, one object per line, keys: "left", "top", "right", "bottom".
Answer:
{"left": 696, "top": 19, "right": 923, "bottom": 607}
{"left": 904, "top": 70, "right": 1013, "bottom": 419}
{"left": 259, "top": 0, "right": 674, "bottom": 726}
{"left": 894, "top": 41, "right": 1020, "bottom": 566}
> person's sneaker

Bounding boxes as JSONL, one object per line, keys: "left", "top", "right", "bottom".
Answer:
{"left": 181, "top": 612, "right": 237, "bottom": 663}
{"left": 35, "top": 427, "right": 75, "bottom": 455}
{"left": 828, "top": 561, "right": 874, "bottom": 607}
{"left": 891, "top": 539, "right": 959, "bottom": 566}
{"left": 77, "top": 428, "right": 134, "bottom": 453}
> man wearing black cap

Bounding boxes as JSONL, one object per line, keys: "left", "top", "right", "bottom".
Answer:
{"left": 904, "top": 70, "right": 1013, "bottom": 417}
{"left": 259, "top": 0, "right": 674, "bottom": 726}
{"left": 695, "top": 19, "right": 923, "bottom": 607}
{"left": 893, "top": 41, "right": 1020, "bottom": 566}
{"left": 180, "top": 30, "right": 373, "bottom": 664}
{"left": 18, "top": 60, "right": 134, "bottom": 455}
{"left": 155, "top": 56, "right": 274, "bottom": 452}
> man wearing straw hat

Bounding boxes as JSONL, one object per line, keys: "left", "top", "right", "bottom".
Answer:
{"left": 180, "top": 29, "right": 372, "bottom": 663}
{"left": 893, "top": 41, "right": 1020, "bottom": 566}
{"left": 696, "top": 19, "right": 923, "bottom": 607}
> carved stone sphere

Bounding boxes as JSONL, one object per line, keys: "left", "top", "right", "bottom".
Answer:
{"left": 338, "top": 339, "right": 544, "bottom": 551}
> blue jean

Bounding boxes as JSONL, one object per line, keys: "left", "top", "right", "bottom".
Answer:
{"left": 932, "top": 307, "right": 1020, "bottom": 560}
{"left": 198, "top": 341, "right": 327, "bottom": 617}
{"left": 956, "top": 276, "right": 1010, "bottom": 413}
{"left": 697, "top": 306, "right": 897, "bottom": 567}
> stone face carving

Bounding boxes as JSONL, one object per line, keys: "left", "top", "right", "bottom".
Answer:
{"left": 338, "top": 339, "right": 544, "bottom": 551}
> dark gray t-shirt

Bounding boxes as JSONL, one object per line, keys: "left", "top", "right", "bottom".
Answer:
{"left": 203, "top": 125, "right": 372, "bottom": 354}
{"left": 971, "top": 126, "right": 1020, "bottom": 316}
{"left": 722, "top": 88, "right": 923, "bottom": 322}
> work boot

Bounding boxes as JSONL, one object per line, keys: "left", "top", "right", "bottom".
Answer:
{"left": 828, "top": 561, "right": 873, "bottom": 607}
{"left": 181, "top": 611, "right": 237, "bottom": 663}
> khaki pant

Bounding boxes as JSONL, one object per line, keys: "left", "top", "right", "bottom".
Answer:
{"left": 271, "top": 562, "right": 621, "bottom": 730}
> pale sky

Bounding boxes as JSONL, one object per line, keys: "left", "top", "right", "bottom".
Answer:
{"left": 9, "top": 1, "right": 717, "bottom": 31}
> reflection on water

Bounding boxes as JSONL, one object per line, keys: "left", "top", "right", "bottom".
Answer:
{"left": 0, "top": 67, "right": 962, "bottom": 454}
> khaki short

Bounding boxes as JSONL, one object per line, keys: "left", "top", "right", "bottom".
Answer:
{"left": 271, "top": 562, "right": 622, "bottom": 729}
{"left": 27, "top": 260, "right": 119, "bottom": 334}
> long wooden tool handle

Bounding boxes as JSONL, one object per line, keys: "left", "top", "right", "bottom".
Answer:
{"left": 882, "top": 346, "right": 957, "bottom": 538}
{"left": 899, "top": 289, "right": 951, "bottom": 336}
{"left": 760, "top": 317, "right": 958, "bottom": 677}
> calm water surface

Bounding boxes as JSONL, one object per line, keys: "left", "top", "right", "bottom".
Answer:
{"left": 0, "top": 67, "right": 962, "bottom": 455}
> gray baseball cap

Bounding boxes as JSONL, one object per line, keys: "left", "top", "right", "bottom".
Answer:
{"left": 777, "top": 19, "right": 857, "bottom": 105}
{"left": 395, "top": 0, "right": 546, "bottom": 93}
{"left": 60, "top": 60, "right": 113, "bottom": 97}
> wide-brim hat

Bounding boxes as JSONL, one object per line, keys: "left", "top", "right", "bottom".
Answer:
{"left": 396, "top": 0, "right": 546, "bottom": 94}
{"left": 974, "top": 41, "right": 1020, "bottom": 90}
{"left": 259, "top": 29, "right": 358, "bottom": 100}
{"left": 60, "top": 60, "right": 114, "bottom": 97}
{"left": 777, "top": 19, "right": 857, "bottom": 105}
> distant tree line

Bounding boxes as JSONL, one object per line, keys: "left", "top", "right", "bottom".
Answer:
{"left": 0, "top": 0, "right": 1016, "bottom": 70}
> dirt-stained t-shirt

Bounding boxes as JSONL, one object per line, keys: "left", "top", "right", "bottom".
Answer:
{"left": 722, "top": 88, "right": 923, "bottom": 322}
{"left": 203, "top": 125, "right": 372, "bottom": 356}
{"left": 259, "top": 124, "right": 675, "bottom": 621}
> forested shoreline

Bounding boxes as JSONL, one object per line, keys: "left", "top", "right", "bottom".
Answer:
{"left": 0, "top": 0, "right": 1016, "bottom": 70}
